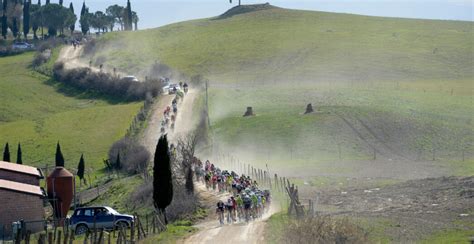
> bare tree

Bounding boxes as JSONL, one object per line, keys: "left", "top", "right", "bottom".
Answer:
{"left": 177, "top": 131, "right": 199, "bottom": 171}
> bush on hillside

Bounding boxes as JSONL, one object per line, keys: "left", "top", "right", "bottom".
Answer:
{"left": 129, "top": 180, "right": 198, "bottom": 222}
{"left": 0, "top": 47, "right": 25, "bottom": 57}
{"left": 53, "top": 62, "right": 162, "bottom": 101}
{"left": 108, "top": 137, "right": 150, "bottom": 175}
{"left": 32, "top": 51, "right": 50, "bottom": 67}
{"left": 282, "top": 215, "right": 369, "bottom": 244}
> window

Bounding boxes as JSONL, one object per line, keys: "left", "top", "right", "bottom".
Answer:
{"left": 74, "top": 209, "right": 83, "bottom": 216}
{"left": 83, "top": 209, "right": 94, "bottom": 217}
{"left": 95, "top": 208, "right": 107, "bottom": 216}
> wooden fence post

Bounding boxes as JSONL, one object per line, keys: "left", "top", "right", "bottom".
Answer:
{"left": 274, "top": 174, "right": 279, "bottom": 191}
{"left": 48, "top": 232, "right": 53, "bottom": 244}
{"left": 97, "top": 230, "right": 103, "bottom": 244}
{"left": 63, "top": 229, "right": 69, "bottom": 244}
{"left": 83, "top": 231, "right": 88, "bottom": 244}
{"left": 152, "top": 215, "right": 156, "bottom": 234}
{"left": 130, "top": 218, "right": 135, "bottom": 243}
{"left": 38, "top": 233, "right": 45, "bottom": 244}
{"left": 56, "top": 230, "right": 61, "bottom": 244}
{"left": 25, "top": 230, "right": 31, "bottom": 244}
{"left": 146, "top": 214, "right": 149, "bottom": 236}
{"left": 68, "top": 229, "right": 74, "bottom": 244}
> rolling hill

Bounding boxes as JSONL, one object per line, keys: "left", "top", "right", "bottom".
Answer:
{"left": 0, "top": 53, "right": 141, "bottom": 175}
{"left": 85, "top": 4, "right": 473, "bottom": 177}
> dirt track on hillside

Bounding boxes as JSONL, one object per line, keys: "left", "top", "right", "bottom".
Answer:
{"left": 59, "top": 45, "right": 276, "bottom": 243}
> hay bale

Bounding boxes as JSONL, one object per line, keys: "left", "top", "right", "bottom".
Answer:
{"left": 304, "top": 103, "right": 314, "bottom": 114}
{"left": 243, "top": 107, "right": 255, "bottom": 117}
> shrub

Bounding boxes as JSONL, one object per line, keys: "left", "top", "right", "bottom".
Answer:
{"left": 282, "top": 215, "right": 369, "bottom": 244}
{"left": 108, "top": 137, "right": 150, "bottom": 175}
{"left": 53, "top": 62, "right": 162, "bottom": 101}
{"left": 32, "top": 51, "right": 50, "bottom": 67}
{"left": 129, "top": 180, "right": 198, "bottom": 222}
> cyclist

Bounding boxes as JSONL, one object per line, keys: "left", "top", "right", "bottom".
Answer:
{"left": 231, "top": 196, "right": 237, "bottom": 221}
{"left": 243, "top": 194, "right": 252, "bottom": 222}
{"left": 236, "top": 194, "right": 244, "bottom": 222}
{"left": 251, "top": 193, "right": 259, "bottom": 219}
{"left": 216, "top": 200, "right": 225, "bottom": 225}
{"left": 225, "top": 198, "right": 234, "bottom": 224}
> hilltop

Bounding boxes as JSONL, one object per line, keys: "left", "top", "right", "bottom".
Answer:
{"left": 217, "top": 3, "right": 278, "bottom": 19}
{"left": 87, "top": 5, "right": 472, "bottom": 83}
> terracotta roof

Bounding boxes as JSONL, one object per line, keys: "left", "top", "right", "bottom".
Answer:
{"left": 48, "top": 167, "right": 73, "bottom": 178}
{"left": 0, "top": 179, "right": 45, "bottom": 197}
{"left": 0, "top": 161, "right": 43, "bottom": 178}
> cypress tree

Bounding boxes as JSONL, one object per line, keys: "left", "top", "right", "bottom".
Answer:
{"left": 77, "top": 154, "right": 85, "bottom": 183}
{"left": 79, "top": 2, "right": 89, "bottom": 35}
{"left": 58, "top": 0, "right": 62, "bottom": 6}
{"left": 1, "top": 14, "right": 6, "bottom": 39}
{"left": 55, "top": 142, "right": 65, "bottom": 167}
{"left": 37, "top": 0, "right": 40, "bottom": 5}
{"left": 1, "top": 1, "right": 5, "bottom": 39}
{"left": 80, "top": 1, "right": 86, "bottom": 16}
{"left": 12, "top": 17, "right": 18, "bottom": 38}
{"left": 16, "top": 143, "right": 22, "bottom": 164}
{"left": 45, "top": 0, "right": 49, "bottom": 4}
{"left": 69, "top": 2, "right": 74, "bottom": 34}
{"left": 126, "top": 0, "right": 132, "bottom": 30}
{"left": 3, "top": 143, "right": 10, "bottom": 162}
{"left": 115, "top": 152, "right": 121, "bottom": 169}
{"left": 22, "top": 0, "right": 30, "bottom": 39}
{"left": 153, "top": 135, "right": 173, "bottom": 224}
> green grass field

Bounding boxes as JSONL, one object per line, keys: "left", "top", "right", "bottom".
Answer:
{"left": 0, "top": 52, "right": 141, "bottom": 174}
{"left": 85, "top": 5, "right": 473, "bottom": 177}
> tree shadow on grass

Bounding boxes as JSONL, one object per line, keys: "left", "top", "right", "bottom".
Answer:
{"left": 43, "top": 78, "right": 127, "bottom": 105}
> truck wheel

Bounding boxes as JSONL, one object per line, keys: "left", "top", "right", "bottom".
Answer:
{"left": 75, "top": 224, "right": 88, "bottom": 235}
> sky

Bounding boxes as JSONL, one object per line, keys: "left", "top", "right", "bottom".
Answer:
{"left": 67, "top": 0, "right": 473, "bottom": 29}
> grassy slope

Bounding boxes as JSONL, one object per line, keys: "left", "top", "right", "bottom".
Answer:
{"left": 0, "top": 52, "right": 141, "bottom": 173}
{"left": 91, "top": 6, "right": 472, "bottom": 82}
{"left": 85, "top": 5, "right": 473, "bottom": 242}
{"left": 87, "top": 5, "right": 473, "bottom": 175}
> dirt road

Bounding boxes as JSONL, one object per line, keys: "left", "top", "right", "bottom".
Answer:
{"left": 58, "top": 45, "right": 277, "bottom": 243}
{"left": 181, "top": 183, "right": 279, "bottom": 244}
{"left": 58, "top": 45, "right": 125, "bottom": 76}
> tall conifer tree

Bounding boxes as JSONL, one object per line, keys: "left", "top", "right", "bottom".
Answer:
{"left": 3, "top": 143, "right": 10, "bottom": 162}
{"left": 16, "top": 143, "right": 22, "bottom": 164}
{"left": 55, "top": 142, "right": 65, "bottom": 167}
{"left": 153, "top": 135, "right": 173, "bottom": 224}
{"left": 69, "top": 2, "right": 74, "bottom": 34}
{"left": 77, "top": 154, "right": 85, "bottom": 185}
{"left": 23, "top": 0, "right": 30, "bottom": 39}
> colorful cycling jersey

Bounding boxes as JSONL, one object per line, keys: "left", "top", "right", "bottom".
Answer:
{"left": 251, "top": 194, "right": 258, "bottom": 205}
{"left": 236, "top": 196, "right": 243, "bottom": 206}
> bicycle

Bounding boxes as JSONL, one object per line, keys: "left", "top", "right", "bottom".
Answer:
{"left": 216, "top": 208, "right": 224, "bottom": 225}
{"left": 226, "top": 208, "right": 233, "bottom": 224}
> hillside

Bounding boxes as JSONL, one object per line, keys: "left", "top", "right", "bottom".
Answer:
{"left": 86, "top": 5, "right": 473, "bottom": 178}
{"left": 88, "top": 4, "right": 472, "bottom": 82}
{"left": 0, "top": 53, "right": 141, "bottom": 175}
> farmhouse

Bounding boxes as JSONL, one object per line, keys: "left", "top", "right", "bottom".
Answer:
{"left": 0, "top": 180, "right": 45, "bottom": 233}
{"left": 0, "top": 161, "right": 46, "bottom": 235}
{"left": 0, "top": 161, "right": 44, "bottom": 185}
